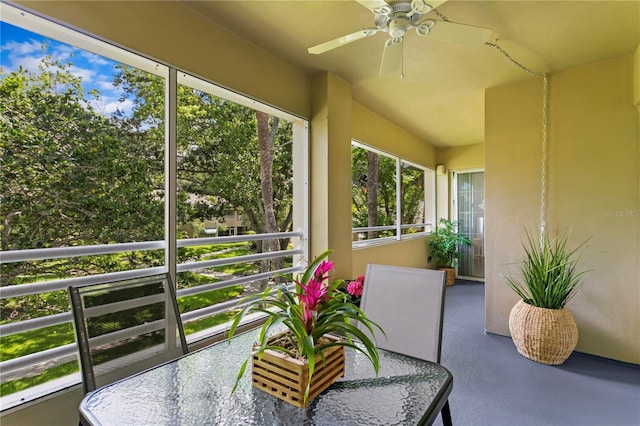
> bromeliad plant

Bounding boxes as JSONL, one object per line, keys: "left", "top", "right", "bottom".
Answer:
{"left": 503, "top": 228, "right": 590, "bottom": 309}
{"left": 227, "top": 249, "right": 383, "bottom": 402}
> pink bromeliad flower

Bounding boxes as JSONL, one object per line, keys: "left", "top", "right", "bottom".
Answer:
{"left": 298, "top": 259, "right": 334, "bottom": 333}
{"left": 347, "top": 275, "right": 365, "bottom": 297}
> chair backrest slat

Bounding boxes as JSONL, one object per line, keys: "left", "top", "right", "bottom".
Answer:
{"left": 69, "top": 273, "right": 188, "bottom": 394}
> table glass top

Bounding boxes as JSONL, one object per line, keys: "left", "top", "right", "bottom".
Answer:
{"left": 81, "top": 329, "right": 452, "bottom": 425}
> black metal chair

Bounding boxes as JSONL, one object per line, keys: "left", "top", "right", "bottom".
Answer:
{"left": 358, "top": 264, "right": 453, "bottom": 426}
{"left": 69, "top": 273, "right": 188, "bottom": 395}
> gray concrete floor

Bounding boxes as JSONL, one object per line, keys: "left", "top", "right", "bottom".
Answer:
{"left": 433, "top": 280, "right": 640, "bottom": 426}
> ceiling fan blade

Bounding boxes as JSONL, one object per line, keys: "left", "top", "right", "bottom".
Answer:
{"left": 356, "top": 0, "right": 449, "bottom": 15}
{"left": 379, "top": 38, "right": 403, "bottom": 76}
{"left": 356, "top": 0, "right": 392, "bottom": 15}
{"left": 412, "top": 0, "right": 448, "bottom": 14}
{"left": 308, "top": 28, "right": 378, "bottom": 54}
{"left": 426, "top": 21, "right": 493, "bottom": 48}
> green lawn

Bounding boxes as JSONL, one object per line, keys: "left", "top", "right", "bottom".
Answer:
{"left": 1, "top": 242, "right": 260, "bottom": 397}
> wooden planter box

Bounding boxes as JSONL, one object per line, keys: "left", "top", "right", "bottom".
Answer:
{"left": 251, "top": 333, "right": 345, "bottom": 408}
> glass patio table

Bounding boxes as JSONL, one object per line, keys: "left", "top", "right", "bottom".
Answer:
{"left": 79, "top": 328, "right": 453, "bottom": 426}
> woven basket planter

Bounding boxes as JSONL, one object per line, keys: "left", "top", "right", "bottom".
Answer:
{"left": 508, "top": 300, "right": 578, "bottom": 365}
{"left": 251, "top": 332, "right": 345, "bottom": 408}
{"left": 440, "top": 267, "right": 456, "bottom": 286}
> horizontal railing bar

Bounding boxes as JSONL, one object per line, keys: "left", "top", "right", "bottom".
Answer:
{"left": 0, "top": 266, "right": 303, "bottom": 336}
{"left": 0, "top": 231, "right": 304, "bottom": 264}
{"left": 88, "top": 319, "right": 166, "bottom": 348}
{"left": 0, "top": 343, "right": 77, "bottom": 377}
{"left": 0, "top": 267, "right": 165, "bottom": 299}
{"left": 82, "top": 294, "right": 165, "bottom": 319}
{"left": 177, "top": 266, "right": 302, "bottom": 298}
{"left": 182, "top": 297, "right": 242, "bottom": 324}
{"left": 352, "top": 223, "right": 432, "bottom": 233}
{"left": 0, "top": 312, "right": 72, "bottom": 337}
{"left": 352, "top": 225, "right": 396, "bottom": 232}
{"left": 177, "top": 231, "right": 304, "bottom": 248}
{"left": 177, "top": 249, "right": 302, "bottom": 272}
{"left": 182, "top": 283, "right": 295, "bottom": 324}
{"left": 0, "top": 241, "right": 165, "bottom": 264}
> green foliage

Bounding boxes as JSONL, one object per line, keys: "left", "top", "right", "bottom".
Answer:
{"left": 0, "top": 40, "right": 295, "bottom": 395}
{"left": 503, "top": 228, "right": 590, "bottom": 309}
{"left": 0, "top": 323, "right": 74, "bottom": 362}
{"left": 227, "top": 250, "right": 384, "bottom": 403}
{"left": 0, "top": 361, "right": 79, "bottom": 396}
{"left": 182, "top": 311, "right": 237, "bottom": 335}
{"left": 178, "top": 285, "right": 243, "bottom": 312}
{"left": 114, "top": 66, "right": 294, "bottom": 234}
{"left": 400, "top": 165, "right": 426, "bottom": 226}
{"left": 428, "top": 218, "right": 472, "bottom": 267}
{"left": 0, "top": 54, "right": 164, "bottom": 287}
{"left": 351, "top": 147, "right": 396, "bottom": 232}
{"left": 351, "top": 147, "right": 426, "bottom": 237}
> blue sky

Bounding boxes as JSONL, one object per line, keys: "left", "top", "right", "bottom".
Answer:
{"left": 0, "top": 21, "right": 132, "bottom": 116}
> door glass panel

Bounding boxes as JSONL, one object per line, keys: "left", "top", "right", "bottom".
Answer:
{"left": 456, "top": 171, "right": 484, "bottom": 278}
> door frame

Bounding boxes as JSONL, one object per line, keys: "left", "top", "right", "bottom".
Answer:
{"left": 451, "top": 168, "right": 485, "bottom": 281}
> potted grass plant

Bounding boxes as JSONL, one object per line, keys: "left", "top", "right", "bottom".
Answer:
{"left": 227, "top": 249, "right": 383, "bottom": 407}
{"left": 503, "top": 228, "right": 590, "bottom": 365}
{"left": 428, "top": 218, "right": 472, "bottom": 285}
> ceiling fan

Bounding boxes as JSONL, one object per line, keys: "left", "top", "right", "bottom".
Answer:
{"left": 307, "top": 0, "right": 492, "bottom": 76}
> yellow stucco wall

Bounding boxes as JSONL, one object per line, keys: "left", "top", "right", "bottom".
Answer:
{"left": 436, "top": 143, "right": 484, "bottom": 170}
{"left": 485, "top": 56, "right": 640, "bottom": 364}
{"left": 351, "top": 238, "right": 430, "bottom": 279}
{"left": 352, "top": 103, "right": 437, "bottom": 167}
{"left": 434, "top": 143, "right": 485, "bottom": 219}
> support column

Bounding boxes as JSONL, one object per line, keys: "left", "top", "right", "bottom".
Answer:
{"left": 309, "top": 72, "right": 353, "bottom": 278}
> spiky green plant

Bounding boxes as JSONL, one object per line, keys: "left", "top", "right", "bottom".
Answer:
{"left": 503, "top": 228, "right": 590, "bottom": 309}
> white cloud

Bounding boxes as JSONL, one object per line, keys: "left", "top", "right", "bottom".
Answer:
{"left": 68, "top": 64, "right": 96, "bottom": 84}
{"left": 90, "top": 96, "right": 134, "bottom": 117}
{"left": 1, "top": 39, "right": 42, "bottom": 56}
{"left": 2, "top": 30, "right": 124, "bottom": 118}
{"left": 80, "top": 50, "right": 110, "bottom": 66}
{"left": 93, "top": 74, "right": 116, "bottom": 92}
{"left": 12, "top": 54, "right": 44, "bottom": 73}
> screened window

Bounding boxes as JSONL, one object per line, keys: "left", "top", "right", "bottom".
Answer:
{"left": 0, "top": 3, "right": 308, "bottom": 408}
{"left": 351, "top": 142, "right": 434, "bottom": 246}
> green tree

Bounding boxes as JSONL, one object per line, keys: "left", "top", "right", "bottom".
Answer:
{"left": 351, "top": 147, "right": 396, "bottom": 237}
{"left": 113, "top": 66, "right": 294, "bottom": 241}
{"left": 0, "top": 55, "right": 164, "bottom": 292}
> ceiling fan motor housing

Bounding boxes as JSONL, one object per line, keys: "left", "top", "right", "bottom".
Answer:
{"left": 376, "top": 1, "right": 426, "bottom": 38}
{"left": 388, "top": 16, "right": 410, "bottom": 37}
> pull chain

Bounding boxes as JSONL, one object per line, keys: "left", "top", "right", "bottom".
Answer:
{"left": 485, "top": 41, "right": 548, "bottom": 247}
{"left": 436, "top": 9, "right": 549, "bottom": 244}
{"left": 539, "top": 75, "right": 548, "bottom": 247}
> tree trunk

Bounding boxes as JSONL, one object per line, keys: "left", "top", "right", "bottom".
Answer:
{"left": 367, "top": 151, "right": 379, "bottom": 239}
{"left": 257, "top": 112, "right": 282, "bottom": 286}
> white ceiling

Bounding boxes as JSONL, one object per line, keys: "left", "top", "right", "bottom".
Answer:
{"left": 181, "top": 0, "right": 639, "bottom": 148}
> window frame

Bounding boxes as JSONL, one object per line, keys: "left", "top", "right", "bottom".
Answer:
{"left": 351, "top": 140, "right": 435, "bottom": 248}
